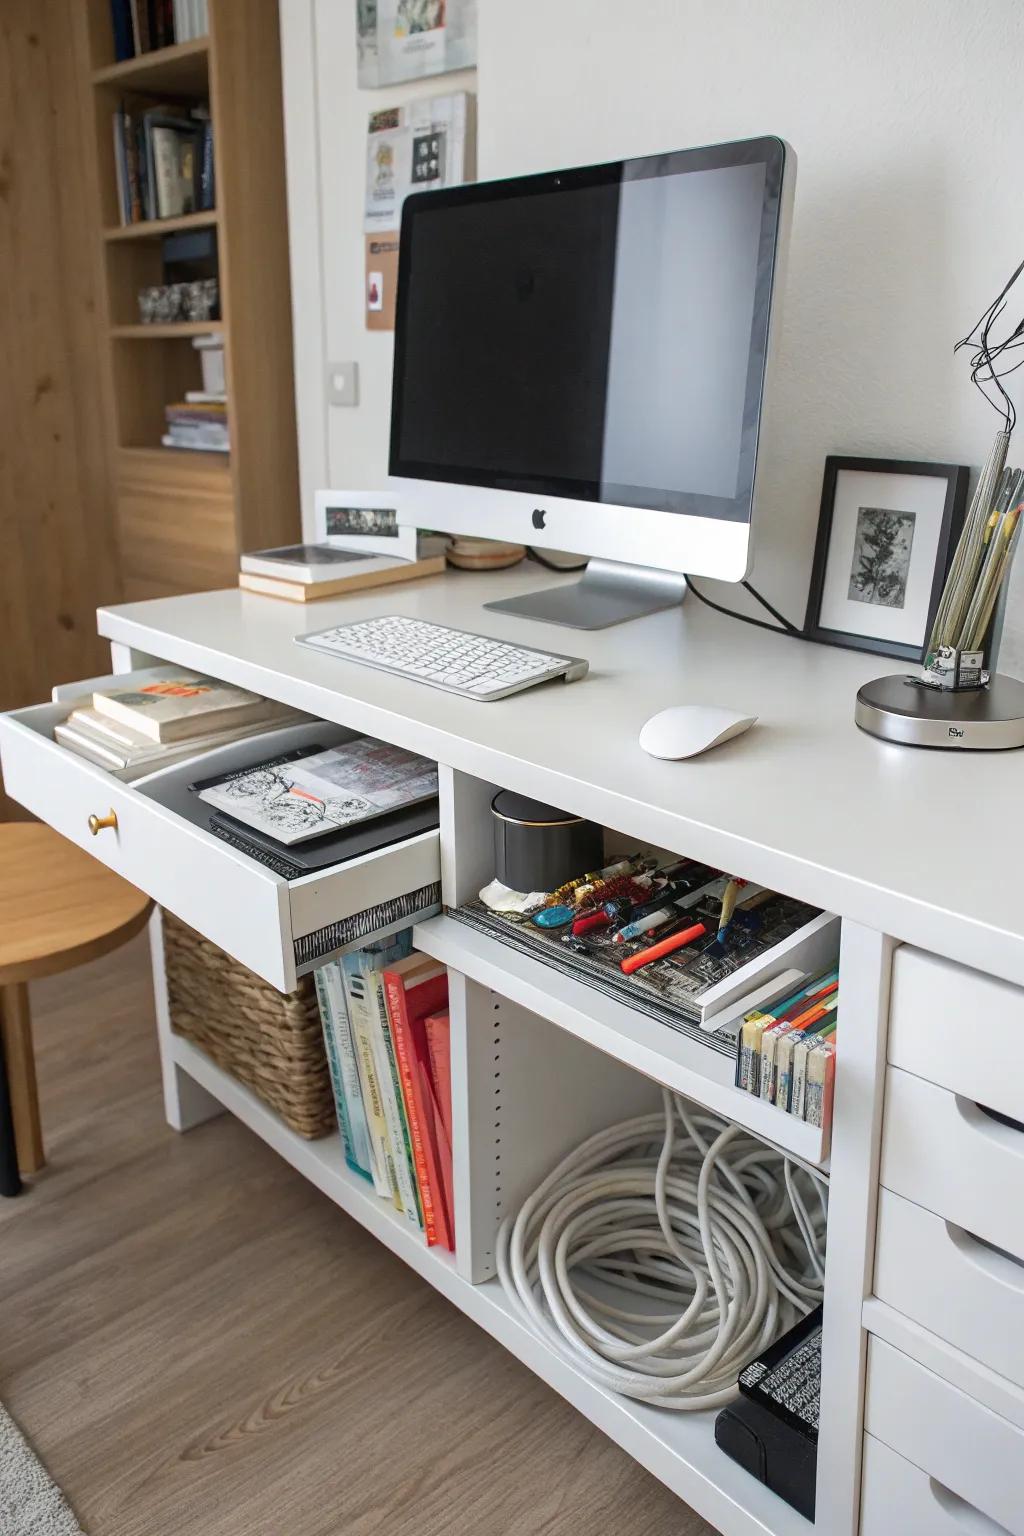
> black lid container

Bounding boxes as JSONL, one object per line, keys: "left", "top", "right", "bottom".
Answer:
{"left": 491, "top": 790, "right": 604, "bottom": 894}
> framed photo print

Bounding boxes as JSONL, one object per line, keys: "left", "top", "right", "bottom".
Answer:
{"left": 804, "top": 457, "right": 969, "bottom": 661}
{"left": 313, "top": 489, "right": 419, "bottom": 560}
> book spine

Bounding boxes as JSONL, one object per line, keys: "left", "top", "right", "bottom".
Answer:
{"left": 422, "top": 1060, "right": 454, "bottom": 1250}
{"left": 113, "top": 110, "right": 129, "bottom": 225}
{"left": 790, "top": 1035, "right": 814, "bottom": 1120}
{"left": 313, "top": 965, "right": 358, "bottom": 1172}
{"left": 322, "top": 964, "right": 374, "bottom": 1178}
{"left": 424, "top": 1010, "right": 452, "bottom": 1144}
{"left": 111, "top": 0, "right": 136, "bottom": 60}
{"left": 199, "top": 119, "right": 215, "bottom": 210}
{"left": 342, "top": 968, "right": 393, "bottom": 1201}
{"left": 368, "top": 976, "right": 421, "bottom": 1227}
{"left": 151, "top": 127, "right": 180, "bottom": 220}
{"left": 385, "top": 972, "right": 438, "bottom": 1245}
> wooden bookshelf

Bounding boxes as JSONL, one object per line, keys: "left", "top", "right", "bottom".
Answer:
{"left": 78, "top": 0, "right": 299, "bottom": 601}
{"left": 103, "top": 209, "right": 219, "bottom": 242}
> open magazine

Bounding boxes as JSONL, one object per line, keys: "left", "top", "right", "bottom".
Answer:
{"left": 193, "top": 740, "right": 438, "bottom": 846}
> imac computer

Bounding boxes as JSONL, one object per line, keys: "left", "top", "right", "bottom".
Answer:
{"left": 388, "top": 135, "right": 793, "bottom": 630}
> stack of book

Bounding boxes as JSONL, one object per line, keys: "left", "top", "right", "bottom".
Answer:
{"left": 163, "top": 396, "right": 228, "bottom": 453}
{"left": 109, "top": 0, "right": 210, "bottom": 62}
{"left": 113, "top": 101, "right": 214, "bottom": 226}
{"left": 314, "top": 937, "right": 454, "bottom": 1249}
{"left": 238, "top": 536, "right": 447, "bottom": 602}
{"left": 734, "top": 968, "right": 838, "bottom": 1131}
{"left": 54, "top": 667, "right": 302, "bottom": 779}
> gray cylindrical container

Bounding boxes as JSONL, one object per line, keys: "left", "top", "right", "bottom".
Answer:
{"left": 491, "top": 790, "right": 603, "bottom": 894}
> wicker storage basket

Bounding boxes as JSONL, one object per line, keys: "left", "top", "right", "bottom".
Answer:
{"left": 163, "top": 910, "right": 335, "bottom": 1139}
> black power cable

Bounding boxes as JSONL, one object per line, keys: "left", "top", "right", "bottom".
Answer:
{"left": 685, "top": 575, "right": 808, "bottom": 641}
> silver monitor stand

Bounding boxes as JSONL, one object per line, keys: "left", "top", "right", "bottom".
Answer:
{"left": 484, "top": 559, "right": 688, "bottom": 630}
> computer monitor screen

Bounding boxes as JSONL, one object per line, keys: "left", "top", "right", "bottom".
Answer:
{"left": 391, "top": 137, "right": 787, "bottom": 550}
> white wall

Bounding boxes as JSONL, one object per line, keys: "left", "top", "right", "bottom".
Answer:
{"left": 284, "top": 0, "right": 1024, "bottom": 663}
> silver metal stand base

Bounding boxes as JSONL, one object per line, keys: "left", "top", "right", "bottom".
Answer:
{"left": 485, "top": 559, "right": 688, "bottom": 630}
{"left": 856, "top": 673, "right": 1024, "bottom": 750}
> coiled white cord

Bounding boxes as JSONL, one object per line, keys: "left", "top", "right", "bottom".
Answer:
{"left": 496, "top": 1090, "right": 828, "bottom": 1411}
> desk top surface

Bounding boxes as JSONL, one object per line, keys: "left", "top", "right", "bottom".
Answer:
{"left": 98, "top": 568, "right": 1023, "bottom": 986}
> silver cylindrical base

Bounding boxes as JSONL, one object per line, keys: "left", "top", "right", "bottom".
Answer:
{"left": 856, "top": 673, "right": 1024, "bottom": 750}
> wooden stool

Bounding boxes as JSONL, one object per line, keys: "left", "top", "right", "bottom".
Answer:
{"left": 0, "top": 824, "right": 152, "bottom": 1196}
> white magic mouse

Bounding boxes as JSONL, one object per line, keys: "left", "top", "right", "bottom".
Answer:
{"left": 638, "top": 705, "right": 757, "bottom": 760}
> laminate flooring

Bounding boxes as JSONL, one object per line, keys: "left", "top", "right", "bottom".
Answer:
{"left": 0, "top": 933, "right": 716, "bottom": 1535}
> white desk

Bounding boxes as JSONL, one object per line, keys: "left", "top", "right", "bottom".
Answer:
{"left": 3, "top": 568, "right": 1022, "bottom": 1536}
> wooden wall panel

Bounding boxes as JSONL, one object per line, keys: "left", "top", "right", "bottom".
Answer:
{"left": 0, "top": 0, "right": 120, "bottom": 716}
{"left": 117, "top": 450, "right": 236, "bottom": 600}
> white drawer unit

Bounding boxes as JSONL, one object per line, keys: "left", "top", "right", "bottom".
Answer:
{"left": 865, "top": 1337, "right": 1024, "bottom": 1536}
{"left": 861, "top": 1432, "right": 1018, "bottom": 1536}
{"left": 889, "top": 946, "right": 1024, "bottom": 1122}
{"left": 874, "top": 1187, "right": 1024, "bottom": 1390}
{"left": 0, "top": 688, "right": 441, "bottom": 993}
{"left": 880, "top": 1066, "right": 1024, "bottom": 1262}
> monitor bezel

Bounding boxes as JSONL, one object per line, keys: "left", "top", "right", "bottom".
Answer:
{"left": 388, "top": 135, "right": 792, "bottom": 581}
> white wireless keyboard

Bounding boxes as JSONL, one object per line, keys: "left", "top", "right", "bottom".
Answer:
{"left": 297, "top": 615, "right": 589, "bottom": 701}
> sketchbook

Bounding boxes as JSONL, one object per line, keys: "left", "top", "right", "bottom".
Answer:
{"left": 192, "top": 739, "right": 439, "bottom": 846}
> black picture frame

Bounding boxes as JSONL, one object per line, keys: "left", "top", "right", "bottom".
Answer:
{"left": 804, "top": 456, "right": 970, "bottom": 662}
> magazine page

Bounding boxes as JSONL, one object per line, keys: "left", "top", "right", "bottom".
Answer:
{"left": 197, "top": 740, "right": 439, "bottom": 846}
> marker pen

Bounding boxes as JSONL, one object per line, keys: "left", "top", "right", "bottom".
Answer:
{"left": 620, "top": 921, "right": 707, "bottom": 974}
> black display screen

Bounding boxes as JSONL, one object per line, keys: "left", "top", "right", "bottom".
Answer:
{"left": 390, "top": 137, "right": 785, "bottom": 523}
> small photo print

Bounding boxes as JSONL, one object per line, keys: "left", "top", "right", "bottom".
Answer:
{"left": 848, "top": 507, "right": 916, "bottom": 610}
{"left": 325, "top": 505, "right": 399, "bottom": 537}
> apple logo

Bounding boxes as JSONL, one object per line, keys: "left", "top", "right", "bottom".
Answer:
{"left": 532, "top": 508, "right": 547, "bottom": 530}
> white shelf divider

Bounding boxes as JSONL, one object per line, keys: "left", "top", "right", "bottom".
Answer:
{"left": 168, "top": 1029, "right": 810, "bottom": 1536}
{"left": 413, "top": 914, "right": 830, "bottom": 1169}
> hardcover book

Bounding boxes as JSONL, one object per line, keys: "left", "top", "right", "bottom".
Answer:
{"left": 92, "top": 669, "right": 288, "bottom": 744}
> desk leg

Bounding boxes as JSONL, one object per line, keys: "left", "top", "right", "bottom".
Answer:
{"left": 148, "top": 909, "right": 222, "bottom": 1132}
{"left": 0, "top": 1011, "right": 22, "bottom": 1197}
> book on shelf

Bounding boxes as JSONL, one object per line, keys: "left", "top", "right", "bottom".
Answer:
{"left": 238, "top": 554, "right": 446, "bottom": 604}
{"left": 91, "top": 667, "right": 294, "bottom": 744}
{"left": 342, "top": 939, "right": 413, "bottom": 1206}
{"left": 112, "top": 101, "right": 210, "bottom": 226}
{"left": 313, "top": 940, "right": 453, "bottom": 1249}
{"left": 369, "top": 972, "right": 423, "bottom": 1230}
{"left": 110, "top": 0, "right": 209, "bottom": 58}
{"left": 424, "top": 1009, "right": 452, "bottom": 1145}
{"left": 313, "top": 961, "right": 375, "bottom": 1181}
{"left": 383, "top": 959, "right": 452, "bottom": 1249}
{"left": 194, "top": 738, "right": 438, "bottom": 846}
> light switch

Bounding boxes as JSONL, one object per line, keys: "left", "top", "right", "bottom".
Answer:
{"left": 327, "top": 361, "right": 359, "bottom": 407}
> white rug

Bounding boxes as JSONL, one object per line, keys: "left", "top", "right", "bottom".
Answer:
{"left": 0, "top": 1405, "right": 85, "bottom": 1535}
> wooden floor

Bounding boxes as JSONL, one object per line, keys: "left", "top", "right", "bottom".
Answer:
{"left": 0, "top": 932, "right": 715, "bottom": 1536}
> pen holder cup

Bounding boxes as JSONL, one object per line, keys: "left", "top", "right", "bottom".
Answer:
{"left": 921, "top": 646, "right": 988, "bottom": 692}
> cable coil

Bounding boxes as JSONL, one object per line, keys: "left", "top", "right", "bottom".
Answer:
{"left": 496, "top": 1090, "right": 828, "bottom": 1411}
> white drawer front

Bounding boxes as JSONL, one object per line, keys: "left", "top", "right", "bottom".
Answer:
{"left": 0, "top": 700, "right": 441, "bottom": 993}
{"left": 866, "top": 1338, "right": 1024, "bottom": 1536}
{"left": 890, "top": 947, "right": 1024, "bottom": 1121}
{"left": 874, "top": 1188, "right": 1024, "bottom": 1390}
{"left": 862, "top": 1433, "right": 1018, "bottom": 1536}
{"left": 881, "top": 1067, "right": 1024, "bottom": 1262}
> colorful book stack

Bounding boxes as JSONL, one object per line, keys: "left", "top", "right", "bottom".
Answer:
{"left": 735, "top": 968, "right": 838, "bottom": 1131}
{"left": 162, "top": 396, "right": 228, "bottom": 453}
{"left": 314, "top": 936, "right": 454, "bottom": 1251}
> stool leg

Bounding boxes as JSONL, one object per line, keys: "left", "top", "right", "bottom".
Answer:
{"left": 1, "top": 983, "right": 44, "bottom": 1175}
{"left": 0, "top": 1016, "right": 21, "bottom": 1197}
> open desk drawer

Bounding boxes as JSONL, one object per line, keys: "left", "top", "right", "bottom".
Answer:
{"left": 0, "top": 687, "right": 441, "bottom": 992}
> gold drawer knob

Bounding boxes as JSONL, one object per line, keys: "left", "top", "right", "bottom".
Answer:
{"left": 88, "top": 810, "right": 118, "bottom": 836}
